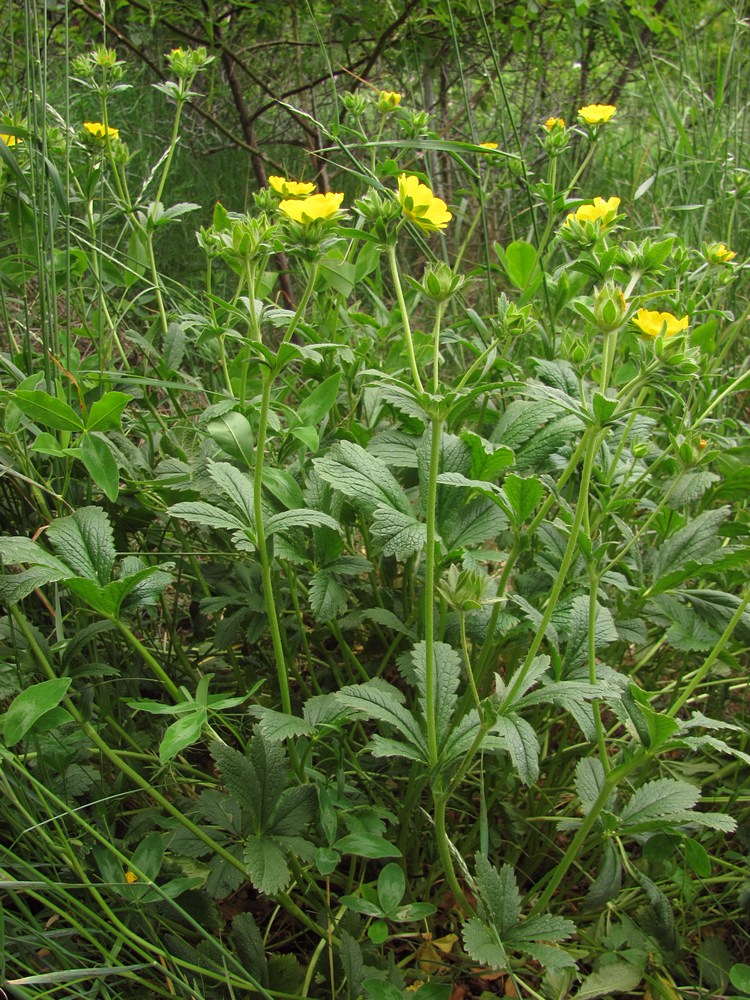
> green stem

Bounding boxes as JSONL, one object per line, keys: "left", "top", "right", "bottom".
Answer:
{"left": 424, "top": 414, "right": 443, "bottom": 768}
{"left": 282, "top": 259, "right": 319, "bottom": 346}
{"left": 387, "top": 245, "right": 424, "bottom": 395}
{"left": 501, "top": 426, "right": 603, "bottom": 709}
{"left": 667, "top": 588, "right": 750, "bottom": 718}
{"left": 528, "top": 751, "right": 646, "bottom": 915}
{"left": 254, "top": 368, "right": 292, "bottom": 715}
{"left": 108, "top": 616, "right": 182, "bottom": 702}
{"left": 434, "top": 791, "right": 475, "bottom": 916}
{"left": 587, "top": 564, "right": 609, "bottom": 772}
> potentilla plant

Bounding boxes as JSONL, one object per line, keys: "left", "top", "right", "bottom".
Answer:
{"left": 1, "top": 56, "right": 748, "bottom": 1000}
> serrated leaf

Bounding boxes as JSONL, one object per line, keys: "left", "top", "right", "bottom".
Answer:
{"left": 503, "top": 473, "right": 543, "bottom": 527}
{"left": 474, "top": 854, "right": 521, "bottom": 935}
{"left": 585, "top": 840, "right": 622, "bottom": 908}
{"left": 251, "top": 707, "right": 313, "bottom": 742}
{"left": 370, "top": 506, "right": 427, "bottom": 560}
{"left": 46, "top": 506, "right": 115, "bottom": 585}
{"left": 309, "top": 570, "right": 348, "bottom": 622}
{"left": 491, "top": 713, "right": 540, "bottom": 784}
{"left": 462, "top": 917, "right": 509, "bottom": 970}
{"left": 314, "top": 441, "right": 411, "bottom": 515}
{"left": 266, "top": 508, "right": 340, "bottom": 536}
{"left": 167, "top": 501, "right": 247, "bottom": 532}
{"left": 243, "top": 835, "right": 290, "bottom": 895}
{"left": 619, "top": 778, "right": 699, "bottom": 831}
{"left": 652, "top": 507, "right": 729, "bottom": 591}
{"left": 207, "top": 460, "right": 255, "bottom": 523}
{"left": 337, "top": 681, "right": 425, "bottom": 753}
{"left": 411, "top": 640, "right": 461, "bottom": 750}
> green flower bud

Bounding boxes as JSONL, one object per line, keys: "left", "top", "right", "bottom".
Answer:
{"left": 416, "top": 262, "right": 467, "bottom": 303}
{"left": 354, "top": 190, "right": 402, "bottom": 247}
{"left": 166, "top": 46, "right": 213, "bottom": 79}
{"left": 593, "top": 281, "right": 627, "bottom": 332}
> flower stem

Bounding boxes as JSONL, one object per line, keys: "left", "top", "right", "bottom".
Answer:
{"left": 387, "top": 245, "right": 424, "bottom": 395}
{"left": 424, "top": 414, "right": 443, "bottom": 768}
{"left": 253, "top": 368, "right": 292, "bottom": 715}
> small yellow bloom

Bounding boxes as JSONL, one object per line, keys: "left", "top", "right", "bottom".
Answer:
{"left": 578, "top": 104, "right": 617, "bottom": 125}
{"left": 278, "top": 191, "right": 344, "bottom": 224}
{"left": 565, "top": 196, "right": 620, "bottom": 226}
{"left": 83, "top": 121, "right": 120, "bottom": 140}
{"left": 0, "top": 131, "right": 21, "bottom": 147}
{"left": 478, "top": 141, "right": 498, "bottom": 150}
{"left": 124, "top": 870, "right": 138, "bottom": 884}
{"left": 377, "top": 91, "right": 402, "bottom": 112}
{"left": 632, "top": 308, "right": 689, "bottom": 338}
{"left": 707, "top": 242, "right": 736, "bottom": 263}
{"left": 544, "top": 117, "right": 565, "bottom": 131}
{"left": 396, "top": 174, "right": 452, "bottom": 232}
{"left": 268, "top": 175, "right": 316, "bottom": 198}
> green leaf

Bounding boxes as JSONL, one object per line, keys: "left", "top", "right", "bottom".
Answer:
{"left": 619, "top": 778, "right": 699, "bottom": 831}
{"left": 265, "top": 508, "right": 340, "bottom": 536}
{"left": 232, "top": 913, "right": 268, "bottom": 985}
{"left": 14, "top": 389, "right": 84, "bottom": 431}
{"left": 502, "top": 473, "right": 543, "bottom": 527}
{"left": 46, "top": 506, "right": 115, "bottom": 585}
{"left": 290, "top": 425, "right": 319, "bottom": 451}
{"left": 159, "top": 708, "right": 207, "bottom": 763}
{"left": 309, "top": 570, "right": 348, "bottom": 622}
{"left": 474, "top": 854, "right": 520, "bottom": 935}
{"left": 573, "top": 961, "right": 643, "bottom": 999}
{"left": 498, "top": 240, "right": 539, "bottom": 291}
{"left": 207, "top": 461, "right": 255, "bottom": 523}
{"left": 462, "top": 917, "right": 508, "bottom": 970}
{"left": 491, "top": 713, "right": 540, "bottom": 785}
{"left": 30, "top": 431, "right": 68, "bottom": 457}
{"left": 377, "top": 862, "right": 405, "bottom": 915}
{"left": 370, "top": 505, "right": 427, "bottom": 560}
{"left": 243, "top": 835, "right": 291, "bottom": 895}
{"left": 269, "top": 785, "right": 316, "bottom": 837}
{"left": 411, "top": 640, "right": 460, "bottom": 750}
{"left": 651, "top": 507, "right": 730, "bottom": 592}
{"left": 79, "top": 433, "right": 120, "bottom": 501}
{"left": 2, "top": 678, "right": 72, "bottom": 745}
{"left": 208, "top": 411, "right": 255, "bottom": 467}
{"left": 333, "top": 834, "right": 401, "bottom": 859}
{"left": 337, "top": 681, "right": 425, "bottom": 753}
{"left": 730, "top": 964, "right": 750, "bottom": 994}
{"left": 314, "top": 441, "right": 411, "bottom": 515}
{"left": 297, "top": 372, "right": 341, "bottom": 426}
{"left": 85, "top": 391, "right": 131, "bottom": 432}
{"left": 167, "top": 501, "right": 247, "bottom": 532}
{"left": 162, "top": 321, "right": 186, "bottom": 372}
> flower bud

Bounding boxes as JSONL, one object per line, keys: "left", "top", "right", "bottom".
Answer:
{"left": 418, "top": 262, "right": 467, "bottom": 303}
{"left": 705, "top": 241, "right": 736, "bottom": 264}
{"left": 166, "top": 46, "right": 213, "bottom": 79}
{"left": 354, "top": 189, "right": 402, "bottom": 247}
{"left": 342, "top": 91, "right": 369, "bottom": 117}
{"left": 593, "top": 281, "right": 627, "bottom": 332}
{"left": 376, "top": 90, "right": 402, "bottom": 113}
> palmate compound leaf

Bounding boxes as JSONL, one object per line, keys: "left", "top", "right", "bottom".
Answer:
{"left": 464, "top": 854, "right": 576, "bottom": 973}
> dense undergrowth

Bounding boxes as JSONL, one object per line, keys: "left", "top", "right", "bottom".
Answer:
{"left": 1, "top": 2, "right": 750, "bottom": 998}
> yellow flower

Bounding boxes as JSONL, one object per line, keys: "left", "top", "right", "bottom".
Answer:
{"left": 544, "top": 117, "right": 565, "bottom": 131}
{"left": 124, "top": 870, "right": 138, "bottom": 884}
{"left": 83, "top": 121, "right": 120, "bottom": 140}
{"left": 478, "top": 141, "right": 498, "bottom": 150}
{"left": 565, "top": 196, "right": 620, "bottom": 225}
{"left": 268, "top": 175, "right": 316, "bottom": 198}
{"left": 278, "top": 191, "right": 344, "bottom": 224}
{"left": 396, "top": 174, "right": 452, "bottom": 232}
{"left": 707, "top": 242, "right": 736, "bottom": 263}
{"left": 0, "top": 131, "right": 21, "bottom": 147}
{"left": 632, "top": 308, "right": 689, "bottom": 338}
{"left": 578, "top": 104, "right": 617, "bottom": 125}
{"left": 377, "top": 91, "right": 402, "bottom": 112}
